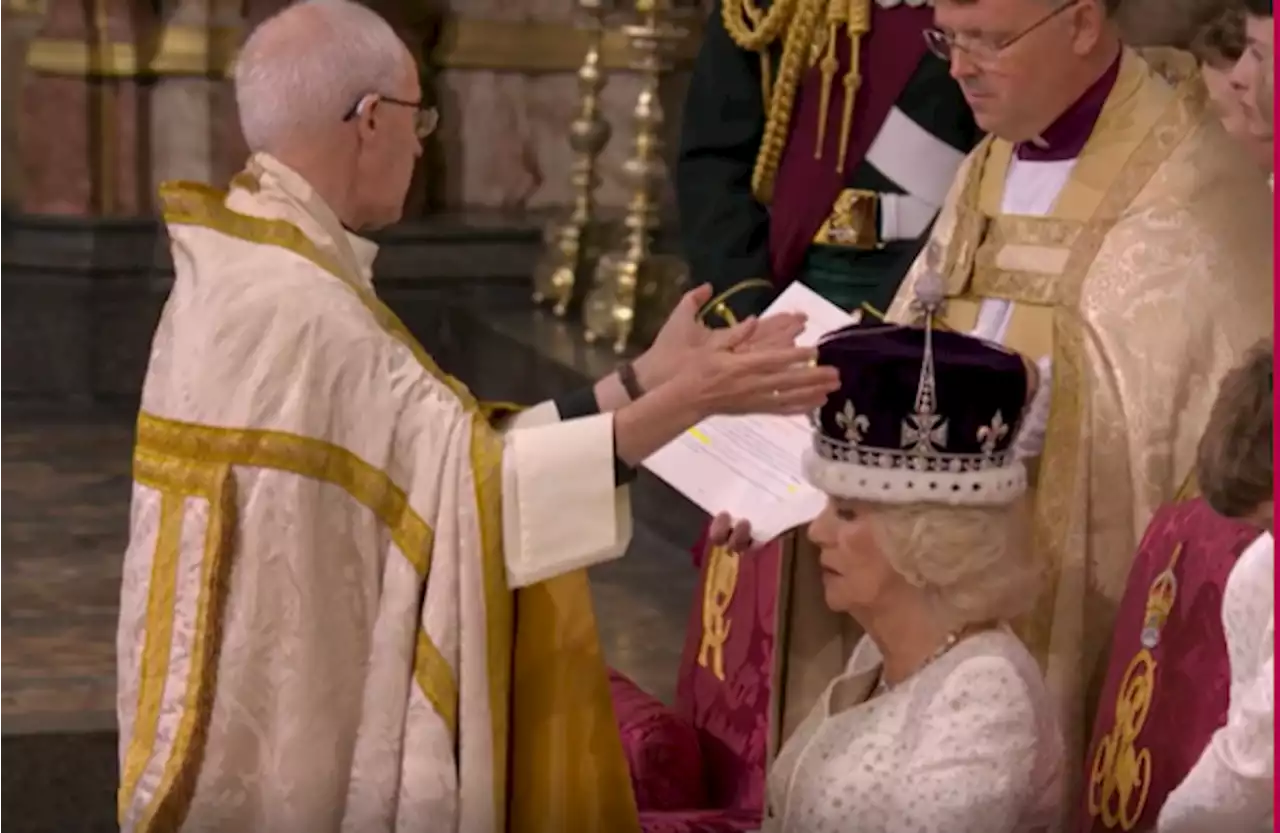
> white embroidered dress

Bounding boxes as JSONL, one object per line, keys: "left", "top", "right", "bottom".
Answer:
{"left": 1158, "top": 531, "right": 1275, "bottom": 831}
{"left": 762, "top": 628, "right": 1064, "bottom": 833}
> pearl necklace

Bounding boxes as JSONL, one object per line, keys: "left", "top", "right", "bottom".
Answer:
{"left": 871, "top": 631, "right": 961, "bottom": 697}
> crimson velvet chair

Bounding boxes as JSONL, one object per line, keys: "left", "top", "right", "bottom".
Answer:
{"left": 609, "top": 534, "right": 789, "bottom": 833}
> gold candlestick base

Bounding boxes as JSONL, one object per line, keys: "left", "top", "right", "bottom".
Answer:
{"left": 532, "top": 5, "right": 614, "bottom": 316}
{"left": 582, "top": 251, "right": 688, "bottom": 353}
{"left": 581, "top": 1, "right": 692, "bottom": 354}
{"left": 532, "top": 217, "right": 618, "bottom": 317}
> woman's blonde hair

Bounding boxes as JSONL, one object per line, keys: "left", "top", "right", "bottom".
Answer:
{"left": 866, "top": 499, "right": 1042, "bottom": 629}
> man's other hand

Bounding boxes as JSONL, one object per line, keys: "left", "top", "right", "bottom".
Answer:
{"left": 635, "top": 283, "right": 808, "bottom": 390}
{"left": 676, "top": 322, "right": 839, "bottom": 418}
{"left": 708, "top": 511, "right": 754, "bottom": 552}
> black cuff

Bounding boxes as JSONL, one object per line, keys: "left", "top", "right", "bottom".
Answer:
{"left": 613, "top": 435, "right": 639, "bottom": 487}
{"left": 553, "top": 386, "right": 601, "bottom": 420}
{"left": 553, "top": 387, "right": 637, "bottom": 487}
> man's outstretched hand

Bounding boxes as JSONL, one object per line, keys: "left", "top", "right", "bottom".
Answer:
{"left": 635, "top": 283, "right": 808, "bottom": 391}
{"left": 666, "top": 318, "right": 837, "bottom": 418}
{"left": 609, "top": 284, "right": 838, "bottom": 468}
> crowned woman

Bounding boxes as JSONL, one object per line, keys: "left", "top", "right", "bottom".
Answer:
{"left": 759, "top": 287, "right": 1064, "bottom": 831}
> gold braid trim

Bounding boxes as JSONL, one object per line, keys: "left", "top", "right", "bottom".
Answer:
{"left": 722, "top": 0, "right": 799, "bottom": 53}
{"left": 723, "top": 0, "right": 800, "bottom": 106}
{"left": 698, "top": 277, "right": 775, "bottom": 325}
{"left": 751, "top": 0, "right": 825, "bottom": 203}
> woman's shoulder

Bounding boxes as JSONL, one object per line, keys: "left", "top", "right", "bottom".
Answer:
{"left": 1224, "top": 532, "right": 1275, "bottom": 636}
{"left": 1229, "top": 532, "right": 1274, "bottom": 589}
{"left": 922, "top": 629, "right": 1049, "bottom": 712}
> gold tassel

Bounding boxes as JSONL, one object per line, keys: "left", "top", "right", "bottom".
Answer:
{"left": 835, "top": 35, "right": 860, "bottom": 172}
{"left": 814, "top": 24, "right": 839, "bottom": 159}
{"left": 836, "top": 0, "right": 870, "bottom": 172}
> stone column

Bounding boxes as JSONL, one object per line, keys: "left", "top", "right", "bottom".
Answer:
{"left": 425, "top": 1, "right": 699, "bottom": 213}
{"left": 148, "top": 0, "right": 243, "bottom": 196}
{"left": 1, "top": 0, "right": 49, "bottom": 209}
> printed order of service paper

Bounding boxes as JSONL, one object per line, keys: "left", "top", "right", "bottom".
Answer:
{"left": 644, "top": 283, "right": 857, "bottom": 543}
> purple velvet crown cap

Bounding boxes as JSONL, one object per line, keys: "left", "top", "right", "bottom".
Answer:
{"left": 804, "top": 321, "right": 1035, "bottom": 506}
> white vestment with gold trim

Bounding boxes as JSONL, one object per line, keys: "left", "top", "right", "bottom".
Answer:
{"left": 116, "top": 153, "right": 633, "bottom": 833}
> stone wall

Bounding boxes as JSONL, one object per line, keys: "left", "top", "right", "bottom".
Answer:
{"left": 4, "top": 0, "right": 703, "bottom": 216}
{"left": 1, "top": 0, "right": 705, "bottom": 405}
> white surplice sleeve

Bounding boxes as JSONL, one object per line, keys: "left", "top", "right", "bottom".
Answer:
{"left": 499, "top": 401, "right": 633, "bottom": 588}
{"left": 1157, "top": 616, "right": 1275, "bottom": 833}
{"left": 886, "top": 657, "right": 1050, "bottom": 833}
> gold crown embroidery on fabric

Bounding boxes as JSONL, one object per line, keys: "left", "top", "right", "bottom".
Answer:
{"left": 1141, "top": 543, "right": 1182, "bottom": 650}
{"left": 1087, "top": 541, "right": 1183, "bottom": 830}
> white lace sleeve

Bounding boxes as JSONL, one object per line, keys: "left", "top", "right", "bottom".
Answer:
{"left": 885, "top": 657, "right": 1050, "bottom": 833}
{"left": 1013, "top": 356, "right": 1052, "bottom": 461}
{"left": 1157, "top": 618, "right": 1274, "bottom": 832}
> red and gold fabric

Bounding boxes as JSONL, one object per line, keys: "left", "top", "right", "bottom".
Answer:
{"left": 1080, "top": 498, "right": 1260, "bottom": 832}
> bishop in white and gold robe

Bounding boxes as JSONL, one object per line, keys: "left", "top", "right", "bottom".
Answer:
{"left": 885, "top": 47, "right": 1274, "bottom": 796}
{"left": 117, "top": 153, "right": 640, "bottom": 833}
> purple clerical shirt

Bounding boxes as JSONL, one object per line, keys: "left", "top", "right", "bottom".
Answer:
{"left": 1015, "top": 52, "right": 1121, "bottom": 162}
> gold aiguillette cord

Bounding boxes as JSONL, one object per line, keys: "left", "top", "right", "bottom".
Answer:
{"left": 814, "top": 0, "right": 870, "bottom": 169}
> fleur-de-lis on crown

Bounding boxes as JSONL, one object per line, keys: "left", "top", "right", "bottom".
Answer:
{"left": 836, "top": 401, "right": 870, "bottom": 444}
{"left": 977, "top": 411, "right": 1008, "bottom": 455}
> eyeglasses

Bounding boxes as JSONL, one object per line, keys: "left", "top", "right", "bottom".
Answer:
{"left": 342, "top": 95, "right": 439, "bottom": 140}
{"left": 923, "top": 0, "right": 1079, "bottom": 65}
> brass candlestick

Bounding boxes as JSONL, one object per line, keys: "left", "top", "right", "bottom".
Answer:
{"left": 581, "top": 0, "right": 690, "bottom": 354}
{"left": 531, "top": 0, "right": 614, "bottom": 316}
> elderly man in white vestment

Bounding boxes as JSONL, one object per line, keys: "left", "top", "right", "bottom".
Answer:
{"left": 113, "top": 2, "right": 841, "bottom": 832}
{"left": 862, "top": 0, "right": 1274, "bottom": 819}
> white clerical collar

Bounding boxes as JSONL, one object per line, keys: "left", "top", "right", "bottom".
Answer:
{"left": 345, "top": 234, "right": 380, "bottom": 286}
{"left": 246, "top": 152, "right": 381, "bottom": 287}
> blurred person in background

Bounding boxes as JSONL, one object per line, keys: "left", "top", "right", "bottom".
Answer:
{"left": 1190, "top": 2, "right": 1273, "bottom": 168}
{"left": 1231, "top": 0, "right": 1274, "bottom": 181}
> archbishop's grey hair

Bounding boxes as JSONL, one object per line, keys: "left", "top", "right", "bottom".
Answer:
{"left": 233, "top": 0, "right": 408, "bottom": 152}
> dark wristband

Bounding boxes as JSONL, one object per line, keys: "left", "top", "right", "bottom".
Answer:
{"left": 553, "top": 386, "right": 601, "bottom": 421}
{"left": 617, "top": 361, "right": 646, "bottom": 402}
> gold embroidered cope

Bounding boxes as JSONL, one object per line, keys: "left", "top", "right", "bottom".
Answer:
{"left": 887, "top": 47, "right": 1274, "bottom": 810}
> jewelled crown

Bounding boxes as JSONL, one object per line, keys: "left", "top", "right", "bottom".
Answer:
{"left": 803, "top": 270, "right": 1035, "bottom": 506}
